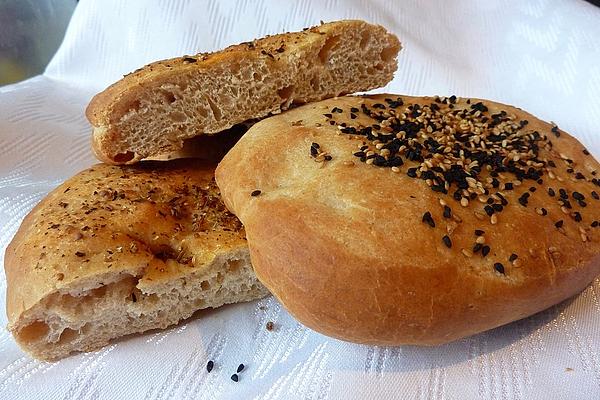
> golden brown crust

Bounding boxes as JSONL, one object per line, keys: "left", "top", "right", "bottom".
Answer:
{"left": 86, "top": 20, "right": 400, "bottom": 164}
{"left": 216, "top": 94, "right": 600, "bottom": 345}
{"left": 6, "top": 159, "right": 247, "bottom": 332}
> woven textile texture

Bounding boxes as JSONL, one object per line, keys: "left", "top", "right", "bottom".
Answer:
{"left": 1, "top": 0, "right": 600, "bottom": 398}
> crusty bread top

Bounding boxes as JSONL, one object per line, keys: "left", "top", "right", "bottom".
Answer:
{"left": 216, "top": 94, "right": 600, "bottom": 344}
{"left": 86, "top": 20, "right": 400, "bottom": 164}
{"left": 5, "top": 159, "right": 245, "bottom": 328}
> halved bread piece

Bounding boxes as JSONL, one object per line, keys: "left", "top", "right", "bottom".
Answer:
{"left": 86, "top": 20, "right": 401, "bottom": 164}
{"left": 5, "top": 159, "right": 268, "bottom": 360}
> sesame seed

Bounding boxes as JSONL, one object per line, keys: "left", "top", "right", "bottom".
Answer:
{"left": 442, "top": 235, "right": 452, "bottom": 248}
{"left": 476, "top": 236, "right": 486, "bottom": 244}
{"left": 461, "top": 248, "right": 473, "bottom": 257}
{"left": 490, "top": 214, "right": 498, "bottom": 224}
{"left": 461, "top": 197, "right": 469, "bottom": 207}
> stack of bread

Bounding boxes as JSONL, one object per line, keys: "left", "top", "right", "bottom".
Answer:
{"left": 5, "top": 19, "right": 599, "bottom": 361}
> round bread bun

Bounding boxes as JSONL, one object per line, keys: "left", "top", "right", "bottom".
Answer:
{"left": 216, "top": 94, "right": 600, "bottom": 345}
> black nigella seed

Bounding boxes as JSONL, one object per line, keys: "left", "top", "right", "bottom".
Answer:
{"left": 583, "top": 149, "right": 590, "bottom": 155}
{"left": 573, "top": 212, "right": 582, "bottom": 222}
{"left": 504, "top": 182, "right": 514, "bottom": 190}
{"left": 540, "top": 208, "right": 548, "bottom": 216}
{"left": 551, "top": 125, "right": 560, "bottom": 137}
{"left": 323, "top": 113, "right": 332, "bottom": 118}
{"left": 206, "top": 360, "right": 214, "bottom": 373}
{"left": 494, "top": 263, "right": 505, "bottom": 274}
{"left": 475, "top": 229, "right": 485, "bottom": 236}
{"left": 473, "top": 243, "right": 483, "bottom": 253}
{"left": 353, "top": 151, "right": 366, "bottom": 158}
{"left": 331, "top": 107, "right": 343, "bottom": 113}
{"left": 183, "top": 57, "right": 197, "bottom": 63}
{"left": 555, "top": 220, "right": 564, "bottom": 228}
{"left": 350, "top": 107, "right": 359, "bottom": 113}
{"left": 324, "top": 155, "right": 333, "bottom": 161}
{"left": 575, "top": 172, "right": 585, "bottom": 180}
{"left": 484, "top": 205, "right": 494, "bottom": 216}
{"left": 518, "top": 195, "right": 529, "bottom": 207}
{"left": 310, "top": 146, "right": 318, "bottom": 157}
{"left": 482, "top": 246, "right": 491, "bottom": 257}
{"left": 251, "top": 190, "right": 261, "bottom": 197}
{"left": 559, "top": 188, "right": 568, "bottom": 199}
{"left": 442, "top": 235, "right": 452, "bottom": 248}
{"left": 422, "top": 211, "right": 435, "bottom": 228}
{"left": 579, "top": 200, "right": 587, "bottom": 207}
{"left": 492, "top": 204, "right": 503, "bottom": 212}
{"left": 231, "top": 374, "right": 239, "bottom": 382}
{"left": 592, "top": 191, "right": 599, "bottom": 200}
{"left": 237, "top": 364, "right": 245, "bottom": 373}
{"left": 407, "top": 168, "right": 418, "bottom": 178}
{"left": 529, "top": 187, "right": 536, "bottom": 192}
{"left": 443, "top": 205, "right": 452, "bottom": 219}
{"left": 592, "top": 221, "right": 599, "bottom": 228}
{"left": 572, "top": 191, "right": 584, "bottom": 201}
{"left": 509, "top": 253, "right": 518, "bottom": 262}
{"left": 350, "top": 113, "right": 357, "bottom": 119}
{"left": 548, "top": 188, "right": 556, "bottom": 197}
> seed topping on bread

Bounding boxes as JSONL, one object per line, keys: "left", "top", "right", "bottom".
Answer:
{"left": 321, "top": 95, "right": 600, "bottom": 275}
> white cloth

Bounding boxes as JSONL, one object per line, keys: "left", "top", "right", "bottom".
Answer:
{"left": 1, "top": 0, "right": 600, "bottom": 398}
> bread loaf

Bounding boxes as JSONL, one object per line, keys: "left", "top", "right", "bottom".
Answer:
{"left": 5, "top": 159, "right": 268, "bottom": 360}
{"left": 86, "top": 20, "right": 401, "bottom": 164}
{"left": 216, "top": 94, "right": 600, "bottom": 345}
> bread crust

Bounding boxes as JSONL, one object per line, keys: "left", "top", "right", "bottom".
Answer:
{"left": 5, "top": 159, "right": 267, "bottom": 359}
{"left": 216, "top": 94, "right": 600, "bottom": 345}
{"left": 86, "top": 20, "right": 400, "bottom": 164}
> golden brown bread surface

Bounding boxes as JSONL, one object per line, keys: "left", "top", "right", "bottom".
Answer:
{"left": 5, "top": 160, "right": 268, "bottom": 360}
{"left": 216, "top": 94, "right": 600, "bottom": 345}
{"left": 86, "top": 20, "right": 401, "bottom": 164}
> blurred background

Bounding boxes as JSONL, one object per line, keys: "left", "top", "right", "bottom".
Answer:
{"left": 0, "top": 0, "right": 599, "bottom": 86}
{"left": 0, "top": 0, "right": 77, "bottom": 85}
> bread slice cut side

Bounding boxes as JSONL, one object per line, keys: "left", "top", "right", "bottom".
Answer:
{"left": 86, "top": 20, "right": 401, "bottom": 164}
{"left": 12, "top": 250, "right": 264, "bottom": 361}
{"left": 5, "top": 160, "right": 268, "bottom": 360}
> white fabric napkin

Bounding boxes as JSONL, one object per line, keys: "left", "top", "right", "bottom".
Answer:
{"left": 1, "top": 0, "right": 600, "bottom": 398}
